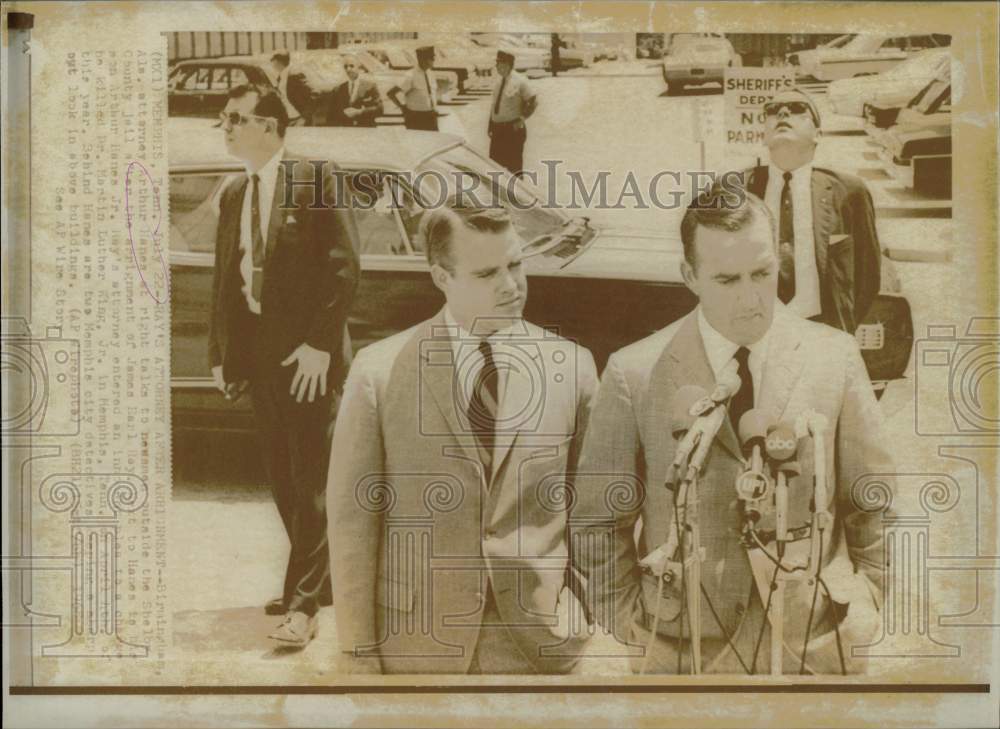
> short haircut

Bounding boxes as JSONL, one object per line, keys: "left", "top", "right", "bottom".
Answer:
{"left": 271, "top": 51, "right": 290, "bottom": 67}
{"left": 227, "top": 83, "right": 290, "bottom": 138}
{"left": 680, "top": 180, "right": 776, "bottom": 270}
{"left": 418, "top": 200, "right": 513, "bottom": 271}
{"left": 416, "top": 45, "right": 435, "bottom": 62}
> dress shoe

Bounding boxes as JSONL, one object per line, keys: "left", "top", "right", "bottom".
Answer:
{"left": 268, "top": 611, "right": 318, "bottom": 648}
{"left": 264, "top": 597, "right": 286, "bottom": 616}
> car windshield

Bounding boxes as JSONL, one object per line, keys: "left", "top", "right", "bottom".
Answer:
{"left": 822, "top": 34, "right": 856, "bottom": 49}
{"left": 838, "top": 35, "right": 888, "bottom": 55}
{"left": 415, "top": 144, "right": 569, "bottom": 246}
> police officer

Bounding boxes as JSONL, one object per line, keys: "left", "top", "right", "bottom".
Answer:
{"left": 487, "top": 50, "right": 537, "bottom": 177}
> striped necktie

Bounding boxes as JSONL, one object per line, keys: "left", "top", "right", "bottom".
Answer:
{"left": 468, "top": 340, "right": 499, "bottom": 477}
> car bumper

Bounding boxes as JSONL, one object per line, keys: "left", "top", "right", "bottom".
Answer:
{"left": 662, "top": 65, "right": 726, "bottom": 84}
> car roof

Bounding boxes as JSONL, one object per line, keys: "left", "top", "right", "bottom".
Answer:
{"left": 168, "top": 117, "right": 464, "bottom": 170}
{"left": 171, "top": 55, "right": 269, "bottom": 69}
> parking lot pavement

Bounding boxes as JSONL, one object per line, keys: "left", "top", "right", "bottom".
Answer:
{"left": 172, "top": 69, "right": 953, "bottom": 677}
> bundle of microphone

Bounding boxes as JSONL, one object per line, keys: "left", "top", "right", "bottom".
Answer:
{"left": 638, "top": 372, "right": 841, "bottom": 675}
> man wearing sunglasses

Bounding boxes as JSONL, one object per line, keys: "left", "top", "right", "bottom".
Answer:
{"left": 210, "top": 84, "right": 360, "bottom": 648}
{"left": 744, "top": 89, "right": 881, "bottom": 335}
{"left": 327, "top": 54, "right": 383, "bottom": 127}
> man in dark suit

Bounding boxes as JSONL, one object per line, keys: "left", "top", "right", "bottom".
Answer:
{"left": 575, "top": 185, "right": 892, "bottom": 674}
{"left": 210, "top": 84, "right": 360, "bottom": 646}
{"left": 744, "top": 89, "right": 881, "bottom": 334}
{"left": 270, "top": 51, "right": 313, "bottom": 126}
{"left": 327, "top": 54, "right": 383, "bottom": 127}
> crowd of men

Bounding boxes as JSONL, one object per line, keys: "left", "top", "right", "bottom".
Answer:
{"left": 209, "top": 59, "right": 890, "bottom": 673}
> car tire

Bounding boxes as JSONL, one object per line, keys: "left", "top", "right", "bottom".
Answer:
{"left": 666, "top": 80, "right": 681, "bottom": 95}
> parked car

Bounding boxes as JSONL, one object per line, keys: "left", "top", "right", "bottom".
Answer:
{"left": 661, "top": 36, "right": 741, "bottom": 94}
{"left": 418, "top": 34, "right": 496, "bottom": 77}
{"left": 289, "top": 49, "right": 402, "bottom": 112}
{"left": 167, "top": 56, "right": 342, "bottom": 125}
{"left": 827, "top": 47, "right": 950, "bottom": 117}
{"left": 873, "top": 77, "right": 952, "bottom": 198}
{"left": 794, "top": 34, "right": 948, "bottom": 82}
{"left": 469, "top": 33, "right": 549, "bottom": 72}
{"left": 864, "top": 69, "right": 951, "bottom": 131}
{"left": 785, "top": 34, "right": 856, "bottom": 67}
{"left": 168, "top": 119, "right": 913, "bottom": 441}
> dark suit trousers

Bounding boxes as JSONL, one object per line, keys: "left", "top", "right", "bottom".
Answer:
{"left": 245, "top": 318, "right": 334, "bottom": 617}
{"left": 404, "top": 109, "right": 438, "bottom": 131}
{"left": 489, "top": 122, "right": 527, "bottom": 177}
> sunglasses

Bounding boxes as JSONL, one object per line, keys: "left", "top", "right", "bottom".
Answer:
{"left": 763, "top": 100, "right": 816, "bottom": 120}
{"left": 216, "top": 111, "right": 273, "bottom": 128}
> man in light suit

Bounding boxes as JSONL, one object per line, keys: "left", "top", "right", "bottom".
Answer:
{"left": 327, "top": 54, "right": 383, "bottom": 127}
{"left": 575, "top": 184, "right": 892, "bottom": 674}
{"left": 329, "top": 201, "right": 597, "bottom": 674}
{"left": 210, "top": 84, "right": 360, "bottom": 646}
{"left": 745, "top": 89, "right": 882, "bottom": 334}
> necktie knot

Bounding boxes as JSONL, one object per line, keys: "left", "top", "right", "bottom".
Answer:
{"left": 734, "top": 346, "right": 750, "bottom": 367}
{"left": 478, "top": 338, "right": 494, "bottom": 364}
{"left": 782, "top": 171, "right": 793, "bottom": 184}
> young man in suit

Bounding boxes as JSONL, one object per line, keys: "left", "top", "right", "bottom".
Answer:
{"left": 328, "top": 202, "right": 596, "bottom": 674}
{"left": 210, "top": 84, "right": 360, "bottom": 647}
{"left": 327, "top": 54, "right": 383, "bottom": 127}
{"left": 744, "top": 89, "right": 882, "bottom": 334}
{"left": 575, "top": 185, "right": 893, "bottom": 674}
{"left": 388, "top": 45, "right": 439, "bottom": 131}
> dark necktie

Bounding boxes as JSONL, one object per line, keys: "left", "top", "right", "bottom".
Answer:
{"left": 778, "top": 170, "right": 796, "bottom": 304}
{"left": 468, "top": 340, "right": 499, "bottom": 477}
{"left": 729, "top": 346, "right": 753, "bottom": 432}
{"left": 493, "top": 74, "right": 507, "bottom": 117}
{"left": 424, "top": 71, "right": 435, "bottom": 109}
{"left": 250, "top": 173, "right": 265, "bottom": 303}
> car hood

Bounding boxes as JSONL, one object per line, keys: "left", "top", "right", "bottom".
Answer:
{"left": 526, "top": 224, "right": 683, "bottom": 282}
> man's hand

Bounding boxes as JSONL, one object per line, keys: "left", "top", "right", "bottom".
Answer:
{"left": 513, "top": 117, "right": 525, "bottom": 131}
{"left": 211, "top": 365, "right": 226, "bottom": 394}
{"left": 281, "top": 343, "right": 331, "bottom": 403}
{"left": 344, "top": 107, "right": 361, "bottom": 119}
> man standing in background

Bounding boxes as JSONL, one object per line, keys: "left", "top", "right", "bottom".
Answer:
{"left": 744, "top": 88, "right": 882, "bottom": 334}
{"left": 209, "top": 84, "right": 360, "bottom": 648}
{"left": 488, "top": 50, "right": 537, "bottom": 177}
{"left": 388, "top": 45, "right": 439, "bottom": 131}
{"left": 327, "top": 53, "right": 383, "bottom": 127}
{"left": 269, "top": 51, "right": 310, "bottom": 125}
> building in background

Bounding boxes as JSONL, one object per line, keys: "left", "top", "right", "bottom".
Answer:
{"left": 165, "top": 31, "right": 416, "bottom": 64}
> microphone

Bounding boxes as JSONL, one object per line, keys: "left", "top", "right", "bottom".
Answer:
{"left": 736, "top": 409, "right": 772, "bottom": 503}
{"left": 765, "top": 423, "right": 799, "bottom": 552}
{"left": 667, "top": 385, "right": 710, "bottom": 489}
{"left": 684, "top": 370, "right": 742, "bottom": 481}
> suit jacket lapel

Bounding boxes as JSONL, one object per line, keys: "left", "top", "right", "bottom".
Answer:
{"left": 265, "top": 156, "right": 291, "bottom": 260}
{"left": 660, "top": 315, "right": 743, "bottom": 463}
{"left": 490, "top": 323, "right": 543, "bottom": 482}
{"left": 223, "top": 176, "right": 250, "bottom": 276}
{"left": 811, "top": 170, "right": 836, "bottom": 281}
{"left": 746, "top": 165, "right": 768, "bottom": 199}
{"left": 757, "top": 309, "right": 806, "bottom": 426}
{"left": 418, "top": 310, "right": 481, "bottom": 466}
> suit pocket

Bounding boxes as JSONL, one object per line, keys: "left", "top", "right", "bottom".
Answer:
{"left": 376, "top": 573, "right": 415, "bottom": 614}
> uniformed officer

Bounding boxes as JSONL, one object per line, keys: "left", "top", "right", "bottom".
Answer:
{"left": 388, "top": 45, "right": 439, "bottom": 131}
{"left": 488, "top": 50, "right": 537, "bottom": 177}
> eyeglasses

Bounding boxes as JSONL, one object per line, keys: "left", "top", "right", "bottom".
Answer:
{"left": 763, "top": 100, "right": 813, "bottom": 118}
{"left": 217, "top": 111, "right": 272, "bottom": 128}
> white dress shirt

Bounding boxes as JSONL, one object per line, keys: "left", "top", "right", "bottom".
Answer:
{"left": 697, "top": 307, "right": 770, "bottom": 404}
{"left": 400, "top": 67, "right": 437, "bottom": 111}
{"left": 444, "top": 308, "right": 520, "bottom": 422}
{"left": 763, "top": 163, "right": 822, "bottom": 319}
{"left": 238, "top": 147, "right": 284, "bottom": 315}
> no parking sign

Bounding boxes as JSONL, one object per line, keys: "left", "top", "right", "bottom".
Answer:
{"left": 723, "top": 67, "right": 795, "bottom": 160}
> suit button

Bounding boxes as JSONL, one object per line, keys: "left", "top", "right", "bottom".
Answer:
{"left": 475, "top": 591, "right": 483, "bottom": 601}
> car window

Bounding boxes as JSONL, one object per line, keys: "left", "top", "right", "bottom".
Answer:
{"left": 416, "top": 144, "right": 567, "bottom": 246}
{"left": 229, "top": 67, "right": 249, "bottom": 87}
{"left": 169, "top": 173, "right": 228, "bottom": 253}
{"left": 171, "top": 67, "right": 202, "bottom": 92}
{"left": 210, "top": 68, "right": 232, "bottom": 91}
{"left": 346, "top": 171, "right": 410, "bottom": 256}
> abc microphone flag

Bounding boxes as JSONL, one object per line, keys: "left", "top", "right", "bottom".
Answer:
{"left": 765, "top": 423, "right": 798, "bottom": 462}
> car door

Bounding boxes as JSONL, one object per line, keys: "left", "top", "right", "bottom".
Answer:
{"left": 169, "top": 166, "right": 260, "bottom": 436}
